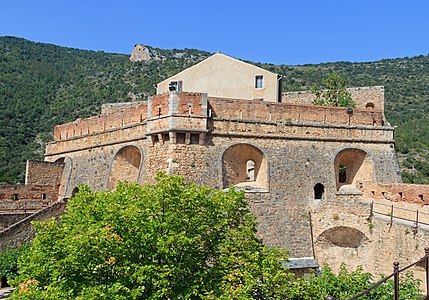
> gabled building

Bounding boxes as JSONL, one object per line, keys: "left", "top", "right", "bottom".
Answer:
{"left": 157, "top": 53, "right": 282, "bottom": 102}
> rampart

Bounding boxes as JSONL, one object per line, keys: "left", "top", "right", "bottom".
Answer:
{"left": 282, "top": 86, "right": 385, "bottom": 111}
{"left": 208, "top": 96, "right": 383, "bottom": 126}
{"left": 53, "top": 102, "right": 147, "bottom": 141}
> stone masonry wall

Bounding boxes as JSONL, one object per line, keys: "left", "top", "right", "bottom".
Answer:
{"left": 25, "top": 160, "right": 64, "bottom": 186}
{"left": 282, "top": 86, "right": 385, "bottom": 111}
{"left": 44, "top": 91, "right": 401, "bottom": 258}
{"left": 0, "top": 201, "right": 66, "bottom": 250}
{"left": 209, "top": 97, "right": 383, "bottom": 126}
{"left": 360, "top": 181, "right": 429, "bottom": 205}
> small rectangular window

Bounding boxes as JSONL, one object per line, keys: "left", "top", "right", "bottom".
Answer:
{"left": 11, "top": 194, "right": 18, "bottom": 201}
{"left": 255, "top": 75, "right": 263, "bottom": 88}
{"left": 190, "top": 134, "right": 200, "bottom": 144}
{"left": 177, "top": 133, "right": 186, "bottom": 144}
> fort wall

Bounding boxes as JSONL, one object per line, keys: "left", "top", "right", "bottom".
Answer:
{"left": 44, "top": 91, "right": 402, "bottom": 258}
{"left": 282, "top": 86, "right": 385, "bottom": 111}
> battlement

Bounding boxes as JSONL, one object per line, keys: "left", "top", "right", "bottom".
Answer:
{"left": 282, "top": 86, "right": 385, "bottom": 111}
{"left": 208, "top": 96, "right": 383, "bottom": 126}
{"left": 53, "top": 102, "right": 147, "bottom": 141}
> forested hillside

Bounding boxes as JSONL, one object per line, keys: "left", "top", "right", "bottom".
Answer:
{"left": 0, "top": 36, "right": 428, "bottom": 183}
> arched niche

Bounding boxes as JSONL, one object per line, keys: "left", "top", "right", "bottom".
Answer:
{"left": 107, "top": 145, "right": 142, "bottom": 190}
{"left": 54, "top": 156, "right": 73, "bottom": 198}
{"left": 317, "top": 226, "right": 367, "bottom": 248}
{"left": 222, "top": 143, "right": 268, "bottom": 190}
{"left": 365, "top": 102, "right": 375, "bottom": 110}
{"left": 334, "top": 148, "right": 374, "bottom": 191}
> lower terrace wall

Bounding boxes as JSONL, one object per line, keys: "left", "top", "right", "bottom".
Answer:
{"left": 311, "top": 194, "right": 429, "bottom": 286}
{"left": 0, "top": 201, "right": 66, "bottom": 250}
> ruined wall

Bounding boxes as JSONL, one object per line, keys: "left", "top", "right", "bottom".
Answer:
{"left": 360, "top": 181, "right": 429, "bottom": 205}
{"left": 0, "top": 201, "right": 66, "bottom": 250}
{"left": 282, "top": 86, "right": 385, "bottom": 111}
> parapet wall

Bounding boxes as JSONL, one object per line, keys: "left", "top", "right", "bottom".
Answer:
{"left": 360, "top": 181, "right": 429, "bottom": 205}
{"left": 282, "top": 86, "right": 384, "bottom": 111}
{"left": 53, "top": 102, "right": 147, "bottom": 141}
{"left": 208, "top": 97, "right": 383, "bottom": 127}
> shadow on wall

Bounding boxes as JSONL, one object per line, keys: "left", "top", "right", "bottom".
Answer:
{"left": 334, "top": 148, "right": 374, "bottom": 191}
{"left": 222, "top": 143, "right": 268, "bottom": 190}
{"left": 107, "top": 146, "right": 142, "bottom": 190}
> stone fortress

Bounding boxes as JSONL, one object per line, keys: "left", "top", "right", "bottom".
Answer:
{"left": 1, "top": 51, "right": 429, "bottom": 279}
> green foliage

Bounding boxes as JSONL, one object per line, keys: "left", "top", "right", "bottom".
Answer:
{"left": 0, "top": 245, "right": 29, "bottom": 280}
{"left": 10, "top": 174, "right": 292, "bottom": 299}
{"left": 288, "top": 264, "right": 422, "bottom": 300}
{"left": 311, "top": 73, "right": 356, "bottom": 107}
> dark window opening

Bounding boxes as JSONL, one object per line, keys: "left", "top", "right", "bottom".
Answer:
{"left": 42, "top": 194, "right": 47, "bottom": 200}
{"left": 177, "top": 133, "right": 186, "bottom": 144}
{"left": 399, "top": 192, "right": 403, "bottom": 200}
{"left": 190, "top": 134, "right": 199, "bottom": 144}
{"left": 314, "top": 183, "right": 325, "bottom": 199}
{"left": 255, "top": 75, "right": 263, "bottom": 88}
{"left": 11, "top": 194, "right": 18, "bottom": 201}
{"left": 339, "top": 164, "right": 347, "bottom": 183}
{"left": 162, "top": 134, "right": 170, "bottom": 142}
{"left": 153, "top": 135, "right": 159, "bottom": 143}
{"left": 419, "top": 194, "right": 424, "bottom": 201}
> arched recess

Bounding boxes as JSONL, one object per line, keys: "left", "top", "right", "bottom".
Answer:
{"left": 334, "top": 148, "right": 374, "bottom": 191}
{"left": 222, "top": 143, "right": 268, "bottom": 190}
{"left": 316, "top": 226, "right": 368, "bottom": 248}
{"left": 55, "top": 157, "right": 73, "bottom": 198}
{"left": 107, "top": 145, "right": 142, "bottom": 190}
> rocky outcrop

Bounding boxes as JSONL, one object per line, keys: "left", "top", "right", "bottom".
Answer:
{"left": 130, "top": 44, "right": 161, "bottom": 62}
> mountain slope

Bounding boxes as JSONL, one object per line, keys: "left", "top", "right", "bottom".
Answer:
{"left": 0, "top": 36, "right": 428, "bottom": 183}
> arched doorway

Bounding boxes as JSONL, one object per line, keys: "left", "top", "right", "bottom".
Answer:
{"left": 222, "top": 144, "right": 267, "bottom": 189}
{"left": 107, "top": 146, "right": 142, "bottom": 190}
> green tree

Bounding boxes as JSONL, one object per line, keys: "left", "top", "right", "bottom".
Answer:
{"left": 312, "top": 73, "right": 356, "bottom": 107}
{"left": 11, "top": 174, "right": 292, "bottom": 299}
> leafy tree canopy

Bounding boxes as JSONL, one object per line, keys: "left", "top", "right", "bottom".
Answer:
{"left": 10, "top": 174, "right": 292, "bottom": 299}
{"left": 311, "top": 73, "right": 356, "bottom": 107}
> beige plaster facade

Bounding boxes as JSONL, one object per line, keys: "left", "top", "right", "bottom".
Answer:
{"left": 157, "top": 53, "right": 282, "bottom": 102}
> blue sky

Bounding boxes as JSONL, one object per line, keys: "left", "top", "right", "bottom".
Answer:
{"left": 1, "top": 0, "right": 428, "bottom": 65}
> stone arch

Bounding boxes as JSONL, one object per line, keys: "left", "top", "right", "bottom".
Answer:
{"left": 54, "top": 156, "right": 73, "bottom": 198}
{"left": 107, "top": 145, "right": 142, "bottom": 190}
{"left": 316, "top": 226, "right": 368, "bottom": 248}
{"left": 222, "top": 143, "right": 268, "bottom": 190}
{"left": 314, "top": 183, "right": 325, "bottom": 199}
{"left": 334, "top": 148, "right": 375, "bottom": 191}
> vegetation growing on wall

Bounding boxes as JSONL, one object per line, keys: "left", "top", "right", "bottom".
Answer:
{"left": 1, "top": 36, "right": 429, "bottom": 184}
{"left": 311, "top": 73, "right": 356, "bottom": 107}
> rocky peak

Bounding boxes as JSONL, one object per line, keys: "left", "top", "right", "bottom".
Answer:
{"left": 130, "top": 44, "right": 161, "bottom": 62}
